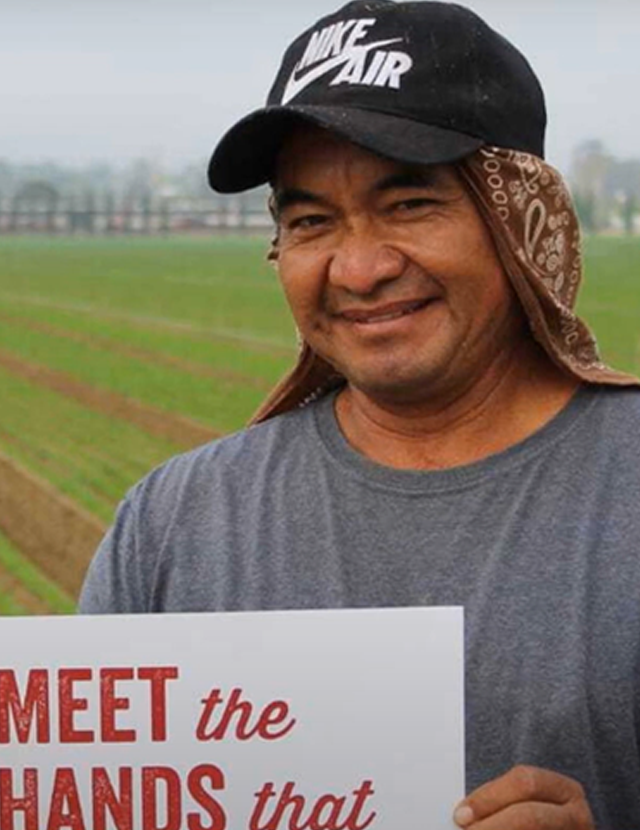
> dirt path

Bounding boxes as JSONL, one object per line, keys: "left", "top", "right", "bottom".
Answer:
{"left": 0, "top": 309, "right": 273, "bottom": 392}
{"left": 0, "top": 451, "right": 106, "bottom": 597}
{"left": 0, "top": 349, "right": 220, "bottom": 448}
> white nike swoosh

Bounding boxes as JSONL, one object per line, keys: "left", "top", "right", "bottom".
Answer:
{"left": 282, "top": 37, "right": 403, "bottom": 105}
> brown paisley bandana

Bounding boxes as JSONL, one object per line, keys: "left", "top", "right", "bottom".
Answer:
{"left": 250, "top": 147, "right": 639, "bottom": 426}
{"left": 459, "top": 147, "right": 639, "bottom": 387}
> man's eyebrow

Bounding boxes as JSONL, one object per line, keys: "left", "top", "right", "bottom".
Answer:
{"left": 374, "top": 168, "right": 445, "bottom": 193}
{"left": 271, "top": 188, "right": 329, "bottom": 217}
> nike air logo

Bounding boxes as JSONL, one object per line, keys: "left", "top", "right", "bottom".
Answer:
{"left": 281, "top": 17, "right": 412, "bottom": 105}
{"left": 283, "top": 38, "right": 403, "bottom": 104}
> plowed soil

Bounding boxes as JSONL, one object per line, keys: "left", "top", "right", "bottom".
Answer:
{"left": 0, "top": 451, "right": 106, "bottom": 596}
{"left": 0, "top": 560, "right": 53, "bottom": 614}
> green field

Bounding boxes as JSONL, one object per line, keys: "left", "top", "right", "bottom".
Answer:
{"left": 0, "top": 233, "right": 638, "bottom": 613}
{"left": 0, "top": 236, "right": 296, "bottom": 513}
{"left": 578, "top": 237, "right": 640, "bottom": 370}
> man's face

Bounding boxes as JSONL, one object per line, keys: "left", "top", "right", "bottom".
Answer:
{"left": 273, "top": 126, "right": 527, "bottom": 404}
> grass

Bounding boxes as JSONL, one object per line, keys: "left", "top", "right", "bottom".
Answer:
{"left": 578, "top": 236, "right": 640, "bottom": 371}
{"left": 0, "top": 593, "right": 27, "bottom": 616}
{"left": 0, "top": 235, "right": 295, "bottom": 340}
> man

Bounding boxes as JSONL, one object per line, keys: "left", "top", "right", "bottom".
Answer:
{"left": 79, "top": 1, "right": 640, "bottom": 828}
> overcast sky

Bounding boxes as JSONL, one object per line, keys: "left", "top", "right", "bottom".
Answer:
{"left": 2, "top": 0, "right": 639, "bottom": 175}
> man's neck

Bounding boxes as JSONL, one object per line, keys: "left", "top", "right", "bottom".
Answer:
{"left": 334, "top": 345, "right": 581, "bottom": 470}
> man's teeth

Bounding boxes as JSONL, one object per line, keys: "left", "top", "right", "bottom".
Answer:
{"left": 367, "top": 309, "right": 409, "bottom": 322}
{"left": 356, "top": 301, "right": 427, "bottom": 323}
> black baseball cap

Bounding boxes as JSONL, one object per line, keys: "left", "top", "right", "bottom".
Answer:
{"left": 208, "top": 0, "right": 546, "bottom": 193}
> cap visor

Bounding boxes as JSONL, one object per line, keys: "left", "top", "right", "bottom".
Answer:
{"left": 208, "top": 105, "right": 484, "bottom": 193}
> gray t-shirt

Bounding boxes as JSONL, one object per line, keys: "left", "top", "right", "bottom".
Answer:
{"left": 79, "top": 385, "right": 640, "bottom": 829}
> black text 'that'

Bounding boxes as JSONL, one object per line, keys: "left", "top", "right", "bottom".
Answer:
{"left": 208, "top": 0, "right": 546, "bottom": 193}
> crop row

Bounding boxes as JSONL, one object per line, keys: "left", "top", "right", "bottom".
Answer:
{"left": 0, "top": 313, "right": 270, "bottom": 433}
{"left": 0, "top": 364, "right": 181, "bottom": 522}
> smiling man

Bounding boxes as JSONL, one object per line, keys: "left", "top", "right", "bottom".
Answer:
{"left": 79, "top": 2, "right": 640, "bottom": 828}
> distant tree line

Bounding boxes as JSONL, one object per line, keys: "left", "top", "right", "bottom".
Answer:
{"left": 0, "top": 157, "right": 271, "bottom": 234}
{"left": 569, "top": 140, "right": 640, "bottom": 235}
{"left": 1, "top": 143, "right": 638, "bottom": 236}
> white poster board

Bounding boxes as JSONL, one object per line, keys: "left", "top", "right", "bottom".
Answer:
{"left": 0, "top": 607, "right": 463, "bottom": 830}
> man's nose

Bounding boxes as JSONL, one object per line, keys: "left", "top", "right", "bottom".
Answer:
{"left": 327, "top": 225, "right": 407, "bottom": 295}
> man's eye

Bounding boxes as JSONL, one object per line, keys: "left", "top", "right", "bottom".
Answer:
{"left": 392, "top": 197, "right": 435, "bottom": 212}
{"left": 288, "top": 214, "right": 329, "bottom": 230}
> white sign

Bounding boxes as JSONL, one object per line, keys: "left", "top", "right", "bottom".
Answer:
{"left": 0, "top": 608, "right": 464, "bottom": 830}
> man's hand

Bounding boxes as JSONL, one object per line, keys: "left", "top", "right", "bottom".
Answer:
{"left": 453, "top": 765, "right": 595, "bottom": 830}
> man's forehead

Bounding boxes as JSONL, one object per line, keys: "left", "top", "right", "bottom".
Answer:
{"left": 273, "top": 122, "right": 456, "bottom": 191}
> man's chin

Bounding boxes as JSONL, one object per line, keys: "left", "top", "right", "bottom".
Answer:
{"left": 345, "top": 368, "right": 447, "bottom": 408}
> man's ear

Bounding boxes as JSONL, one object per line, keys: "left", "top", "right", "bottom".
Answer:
{"left": 267, "top": 237, "right": 279, "bottom": 263}
{"left": 267, "top": 191, "right": 280, "bottom": 263}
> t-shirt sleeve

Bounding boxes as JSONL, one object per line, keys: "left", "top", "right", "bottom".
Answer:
{"left": 77, "top": 494, "right": 149, "bottom": 614}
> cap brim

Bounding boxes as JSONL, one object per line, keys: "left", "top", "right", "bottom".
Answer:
{"left": 208, "top": 105, "right": 484, "bottom": 193}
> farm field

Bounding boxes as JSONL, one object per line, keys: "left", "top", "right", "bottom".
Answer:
{"left": 0, "top": 233, "right": 638, "bottom": 614}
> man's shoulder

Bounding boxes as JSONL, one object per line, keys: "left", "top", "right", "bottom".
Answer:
{"left": 589, "top": 384, "right": 640, "bottom": 429}
{"left": 577, "top": 384, "right": 640, "bottom": 465}
{"left": 125, "top": 400, "right": 321, "bottom": 511}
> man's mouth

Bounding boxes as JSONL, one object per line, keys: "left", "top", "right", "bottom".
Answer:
{"left": 337, "top": 299, "right": 433, "bottom": 325}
